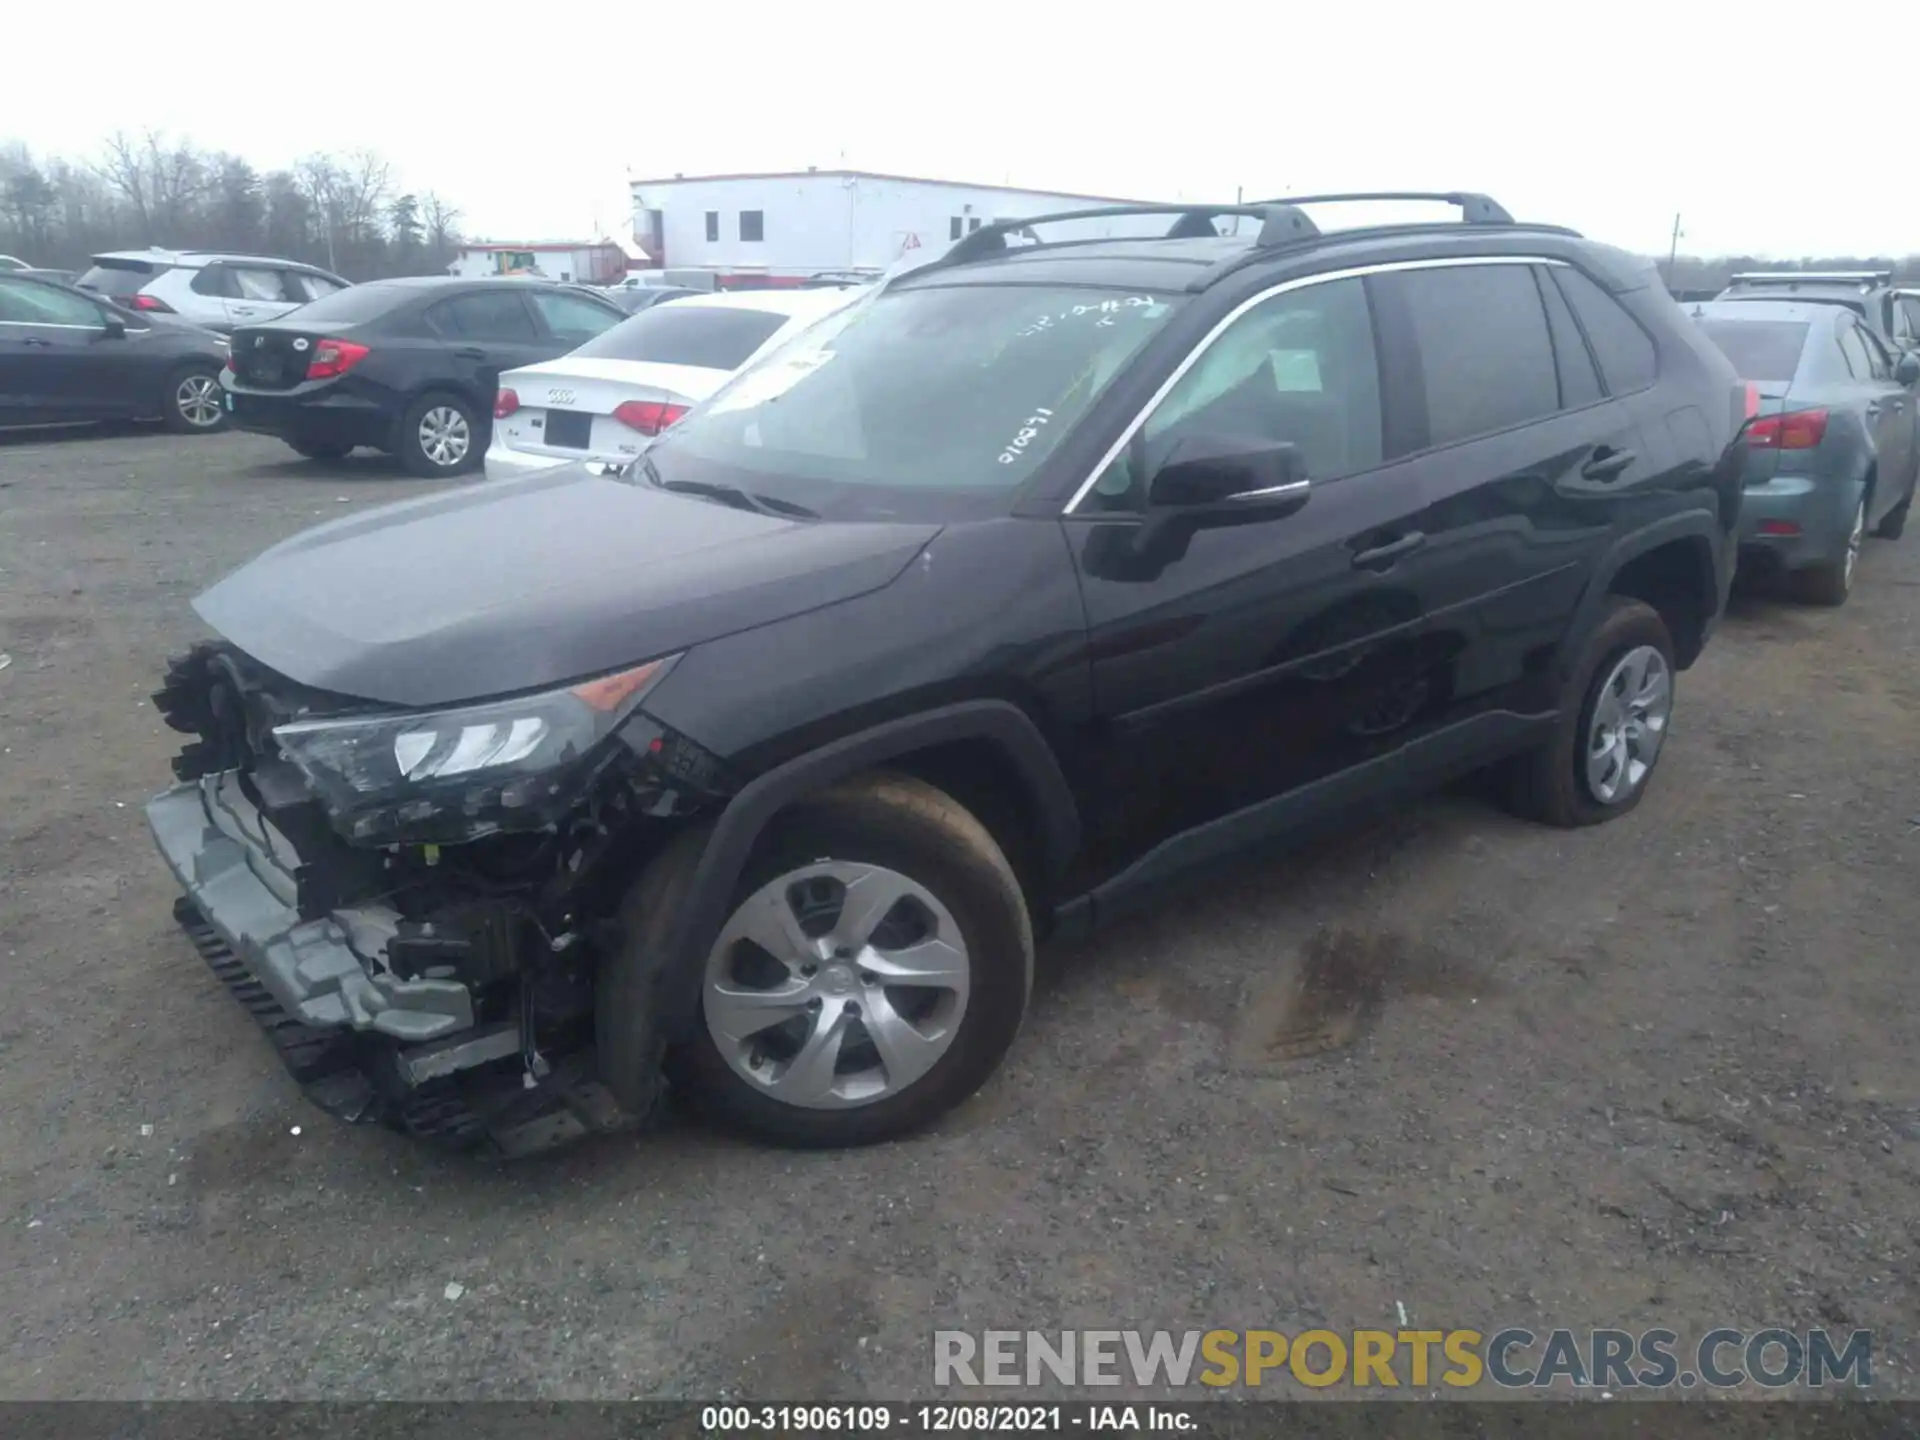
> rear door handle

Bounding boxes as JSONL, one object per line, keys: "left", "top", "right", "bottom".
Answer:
{"left": 23, "top": 336, "right": 53, "bottom": 348}
{"left": 1351, "top": 532, "right": 1426, "bottom": 570}
{"left": 454, "top": 346, "right": 487, "bottom": 360}
{"left": 1581, "top": 447, "right": 1637, "bottom": 481}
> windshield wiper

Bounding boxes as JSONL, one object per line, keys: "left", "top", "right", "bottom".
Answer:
{"left": 635, "top": 451, "right": 817, "bottom": 520}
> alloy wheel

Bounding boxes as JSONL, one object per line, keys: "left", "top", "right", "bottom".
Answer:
{"left": 703, "top": 861, "right": 972, "bottom": 1109}
{"left": 175, "top": 374, "right": 223, "bottom": 428}
{"left": 1585, "top": 644, "right": 1671, "bottom": 805}
{"left": 419, "top": 406, "right": 471, "bottom": 467}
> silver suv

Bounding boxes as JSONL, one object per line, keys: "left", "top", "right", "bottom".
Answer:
{"left": 76, "top": 249, "right": 351, "bottom": 333}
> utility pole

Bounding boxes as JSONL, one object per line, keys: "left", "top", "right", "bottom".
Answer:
{"left": 1666, "top": 212, "right": 1684, "bottom": 284}
{"left": 1236, "top": 185, "right": 1243, "bottom": 204}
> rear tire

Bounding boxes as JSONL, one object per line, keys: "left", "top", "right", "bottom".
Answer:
{"left": 285, "top": 438, "right": 352, "bottom": 461}
{"left": 162, "top": 366, "right": 227, "bottom": 435}
{"left": 397, "top": 392, "right": 482, "bottom": 476}
{"left": 655, "top": 774, "right": 1033, "bottom": 1148}
{"left": 1797, "top": 494, "right": 1865, "bottom": 606}
{"left": 1502, "top": 597, "right": 1676, "bottom": 828}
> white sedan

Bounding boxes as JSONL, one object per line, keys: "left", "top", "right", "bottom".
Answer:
{"left": 483, "top": 287, "right": 864, "bottom": 481}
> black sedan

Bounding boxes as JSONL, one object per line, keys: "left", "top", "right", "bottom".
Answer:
{"left": 221, "top": 277, "right": 626, "bottom": 475}
{"left": 0, "top": 271, "right": 230, "bottom": 433}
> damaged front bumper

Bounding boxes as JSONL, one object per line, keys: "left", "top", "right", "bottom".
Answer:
{"left": 147, "top": 772, "right": 635, "bottom": 1156}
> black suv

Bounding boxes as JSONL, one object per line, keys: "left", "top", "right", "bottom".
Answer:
{"left": 147, "top": 193, "right": 1746, "bottom": 1155}
{"left": 221, "top": 277, "right": 625, "bottom": 475}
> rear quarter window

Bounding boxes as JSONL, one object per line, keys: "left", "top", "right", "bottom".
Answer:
{"left": 1554, "top": 268, "right": 1658, "bottom": 394}
{"left": 1696, "top": 319, "right": 1808, "bottom": 384}
{"left": 568, "top": 304, "right": 788, "bottom": 369}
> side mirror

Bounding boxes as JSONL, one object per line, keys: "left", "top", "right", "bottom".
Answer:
{"left": 1146, "top": 434, "right": 1311, "bottom": 515}
{"left": 99, "top": 312, "right": 126, "bottom": 338}
{"left": 1896, "top": 352, "right": 1920, "bottom": 387}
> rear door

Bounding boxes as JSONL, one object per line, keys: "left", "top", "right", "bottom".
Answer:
{"left": 1847, "top": 320, "right": 1916, "bottom": 514}
{"left": 427, "top": 290, "right": 551, "bottom": 404}
{"left": 1366, "top": 258, "right": 1648, "bottom": 721}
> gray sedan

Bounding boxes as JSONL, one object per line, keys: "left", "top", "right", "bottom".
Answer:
{"left": 1690, "top": 299, "right": 1920, "bottom": 604}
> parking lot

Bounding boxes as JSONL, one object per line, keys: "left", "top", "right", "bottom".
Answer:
{"left": 3, "top": 427, "right": 1919, "bottom": 1399}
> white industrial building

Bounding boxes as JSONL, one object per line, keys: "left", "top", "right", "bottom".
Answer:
{"left": 628, "top": 170, "right": 1166, "bottom": 286}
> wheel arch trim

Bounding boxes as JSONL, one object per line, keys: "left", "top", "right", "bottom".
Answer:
{"left": 651, "top": 699, "right": 1080, "bottom": 1030}
{"left": 1569, "top": 513, "right": 1724, "bottom": 670}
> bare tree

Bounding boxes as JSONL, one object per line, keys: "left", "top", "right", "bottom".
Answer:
{"left": 422, "top": 191, "right": 462, "bottom": 273}
{"left": 94, "top": 130, "right": 153, "bottom": 236}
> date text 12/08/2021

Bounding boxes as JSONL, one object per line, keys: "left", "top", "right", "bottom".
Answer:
{"left": 700, "top": 1404, "right": 1193, "bottom": 1432}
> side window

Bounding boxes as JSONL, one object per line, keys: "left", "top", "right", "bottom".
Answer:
{"left": 1081, "top": 277, "right": 1382, "bottom": 514}
{"left": 292, "top": 273, "right": 343, "bottom": 301}
{"left": 0, "top": 278, "right": 106, "bottom": 326}
{"left": 1835, "top": 322, "right": 1872, "bottom": 380}
{"left": 1897, "top": 297, "right": 1920, "bottom": 350}
{"left": 190, "top": 264, "right": 238, "bottom": 298}
{"left": 704, "top": 211, "right": 719, "bottom": 243}
{"left": 740, "top": 210, "right": 765, "bottom": 243}
{"left": 1553, "top": 268, "right": 1658, "bottom": 394}
{"left": 949, "top": 216, "right": 963, "bottom": 241}
{"left": 1856, "top": 324, "right": 1892, "bottom": 380}
{"left": 431, "top": 292, "right": 539, "bottom": 341}
{"left": 230, "top": 266, "right": 294, "bottom": 302}
{"left": 529, "top": 290, "right": 620, "bottom": 346}
{"left": 1384, "top": 263, "right": 1559, "bottom": 446}
{"left": 1535, "top": 266, "right": 1602, "bottom": 409}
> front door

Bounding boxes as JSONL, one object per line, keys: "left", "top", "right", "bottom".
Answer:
{"left": 1063, "top": 274, "right": 1444, "bottom": 891}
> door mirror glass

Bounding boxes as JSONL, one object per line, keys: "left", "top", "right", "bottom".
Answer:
{"left": 1896, "top": 352, "right": 1920, "bottom": 387}
{"left": 1147, "top": 434, "right": 1308, "bottom": 513}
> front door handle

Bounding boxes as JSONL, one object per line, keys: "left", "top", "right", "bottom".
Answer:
{"left": 1865, "top": 402, "right": 1883, "bottom": 418}
{"left": 454, "top": 346, "right": 487, "bottom": 360}
{"left": 1351, "top": 532, "right": 1426, "bottom": 570}
{"left": 1581, "top": 446, "right": 1637, "bottom": 481}
{"left": 23, "top": 336, "right": 53, "bottom": 348}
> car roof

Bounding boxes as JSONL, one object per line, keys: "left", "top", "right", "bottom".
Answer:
{"left": 1688, "top": 299, "right": 1837, "bottom": 326}
{"left": 89, "top": 248, "right": 334, "bottom": 272}
{"left": 666, "top": 287, "right": 868, "bottom": 317}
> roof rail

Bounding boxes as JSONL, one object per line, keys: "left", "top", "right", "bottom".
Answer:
{"left": 1728, "top": 270, "right": 1892, "bottom": 286}
{"left": 1248, "top": 190, "right": 1515, "bottom": 225}
{"left": 929, "top": 203, "right": 1319, "bottom": 271}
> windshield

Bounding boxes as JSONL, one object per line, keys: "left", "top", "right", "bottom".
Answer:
{"left": 569, "top": 302, "right": 788, "bottom": 368}
{"left": 641, "top": 282, "right": 1182, "bottom": 519}
{"left": 1698, "top": 319, "right": 1808, "bottom": 383}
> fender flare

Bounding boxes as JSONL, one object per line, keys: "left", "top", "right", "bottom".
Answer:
{"left": 651, "top": 699, "right": 1081, "bottom": 1031}
{"left": 1564, "top": 512, "right": 1725, "bottom": 670}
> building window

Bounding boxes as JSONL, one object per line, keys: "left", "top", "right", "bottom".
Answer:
{"left": 968, "top": 217, "right": 983, "bottom": 232}
{"left": 739, "top": 210, "right": 764, "bottom": 243}
{"left": 704, "top": 211, "right": 719, "bottom": 243}
{"left": 949, "top": 216, "right": 963, "bottom": 241}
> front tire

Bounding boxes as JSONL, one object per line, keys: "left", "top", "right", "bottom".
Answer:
{"left": 1502, "top": 597, "right": 1676, "bottom": 828}
{"left": 162, "top": 366, "right": 227, "bottom": 435}
{"left": 658, "top": 775, "right": 1033, "bottom": 1148}
{"left": 397, "top": 392, "right": 481, "bottom": 476}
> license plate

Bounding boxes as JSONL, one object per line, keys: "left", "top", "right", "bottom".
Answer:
{"left": 543, "top": 409, "right": 593, "bottom": 450}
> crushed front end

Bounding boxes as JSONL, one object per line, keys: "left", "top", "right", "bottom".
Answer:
{"left": 146, "top": 642, "right": 729, "bottom": 1156}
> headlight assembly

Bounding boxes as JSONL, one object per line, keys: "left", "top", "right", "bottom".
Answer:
{"left": 272, "top": 655, "right": 679, "bottom": 843}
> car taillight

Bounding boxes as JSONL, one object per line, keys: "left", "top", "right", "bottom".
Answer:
{"left": 306, "top": 339, "right": 370, "bottom": 381}
{"left": 1747, "top": 408, "right": 1829, "bottom": 450}
{"left": 612, "top": 399, "right": 690, "bottom": 435}
{"left": 125, "top": 293, "right": 174, "bottom": 313}
{"left": 494, "top": 388, "right": 520, "bottom": 419}
{"left": 1742, "top": 382, "right": 1760, "bottom": 419}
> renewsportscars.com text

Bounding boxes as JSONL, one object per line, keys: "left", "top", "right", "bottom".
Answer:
{"left": 933, "top": 1328, "right": 1873, "bottom": 1390}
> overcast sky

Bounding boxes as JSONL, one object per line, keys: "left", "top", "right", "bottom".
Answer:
{"left": 4, "top": 0, "right": 1903, "bottom": 260}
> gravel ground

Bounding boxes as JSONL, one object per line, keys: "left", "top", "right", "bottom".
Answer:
{"left": 2, "top": 428, "right": 1918, "bottom": 1401}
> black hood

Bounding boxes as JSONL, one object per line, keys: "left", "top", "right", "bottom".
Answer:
{"left": 194, "top": 464, "right": 940, "bottom": 707}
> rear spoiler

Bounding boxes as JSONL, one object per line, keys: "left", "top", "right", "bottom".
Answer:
{"left": 1727, "top": 271, "right": 1890, "bottom": 288}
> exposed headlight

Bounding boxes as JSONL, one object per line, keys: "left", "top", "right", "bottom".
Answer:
{"left": 272, "top": 656, "right": 678, "bottom": 843}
